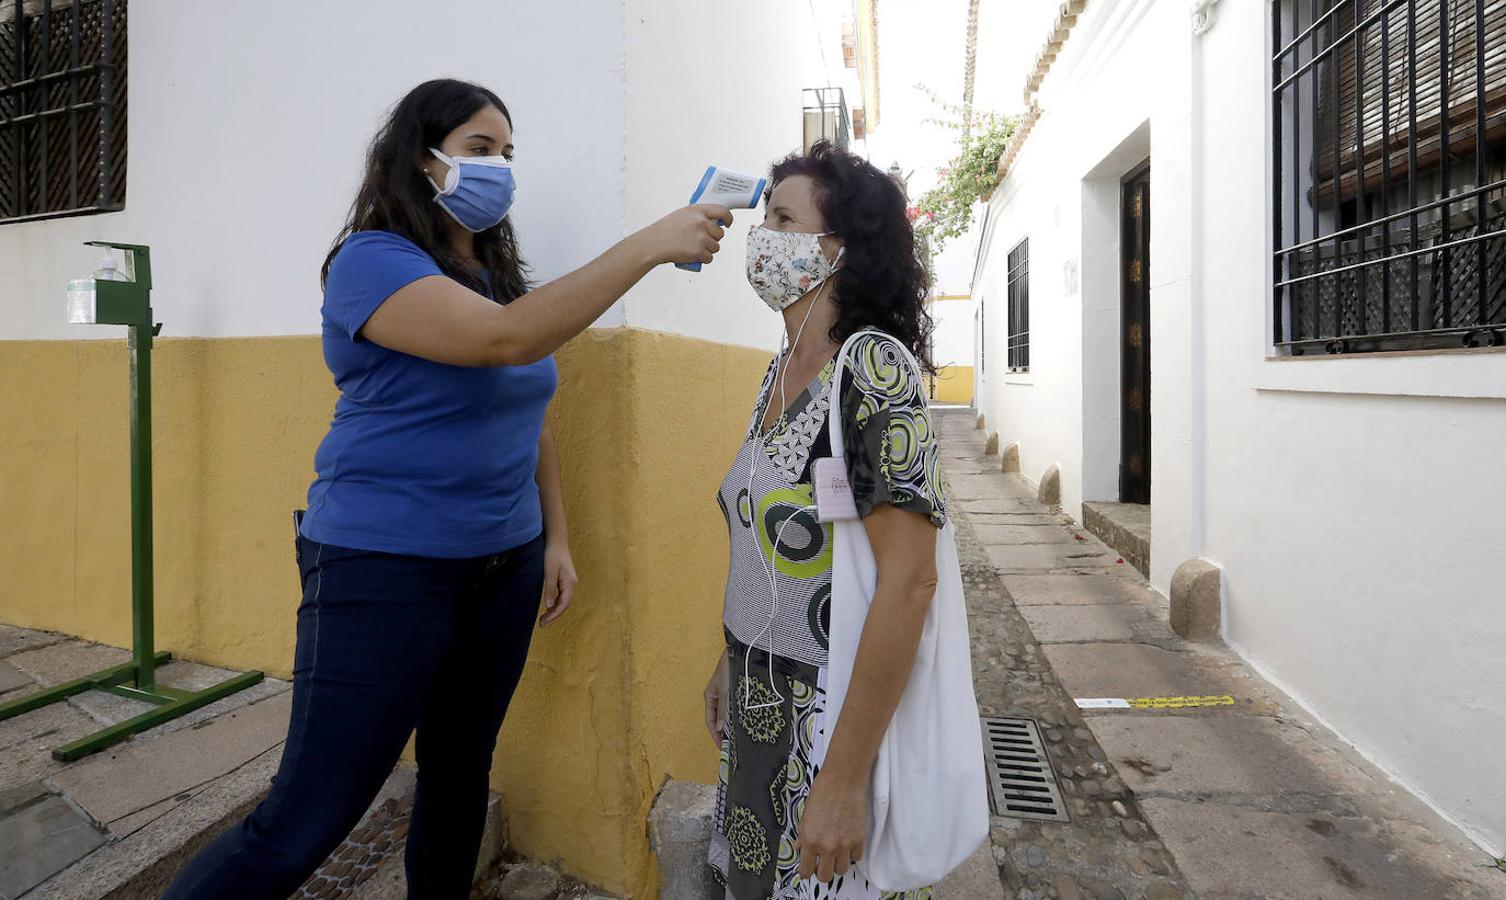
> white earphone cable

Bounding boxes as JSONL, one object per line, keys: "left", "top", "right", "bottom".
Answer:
{"left": 742, "top": 284, "right": 825, "bottom": 711}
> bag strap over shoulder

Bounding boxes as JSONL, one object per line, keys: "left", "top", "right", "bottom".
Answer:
{"left": 827, "top": 329, "right": 929, "bottom": 461}
{"left": 827, "top": 329, "right": 872, "bottom": 460}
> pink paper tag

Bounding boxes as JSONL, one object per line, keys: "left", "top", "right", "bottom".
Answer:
{"left": 813, "top": 457, "right": 860, "bottom": 523}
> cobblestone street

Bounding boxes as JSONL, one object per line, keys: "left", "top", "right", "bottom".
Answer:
{"left": 936, "top": 409, "right": 1504, "bottom": 900}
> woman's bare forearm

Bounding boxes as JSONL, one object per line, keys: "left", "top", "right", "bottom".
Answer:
{"left": 535, "top": 422, "right": 569, "bottom": 545}
{"left": 359, "top": 205, "right": 730, "bottom": 368}
{"left": 490, "top": 233, "right": 658, "bottom": 365}
{"left": 818, "top": 577, "right": 934, "bottom": 786}
{"left": 819, "top": 504, "right": 939, "bottom": 789}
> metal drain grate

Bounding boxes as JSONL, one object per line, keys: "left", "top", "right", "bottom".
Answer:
{"left": 981, "top": 716, "right": 1070, "bottom": 822}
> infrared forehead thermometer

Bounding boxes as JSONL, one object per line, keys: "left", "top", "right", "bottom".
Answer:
{"left": 676, "top": 165, "right": 766, "bottom": 272}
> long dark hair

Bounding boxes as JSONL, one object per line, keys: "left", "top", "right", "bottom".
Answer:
{"left": 321, "top": 79, "right": 528, "bottom": 301}
{"left": 767, "top": 140, "right": 935, "bottom": 373}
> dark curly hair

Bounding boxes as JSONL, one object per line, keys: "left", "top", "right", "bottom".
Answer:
{"left": 767, "top": 140, "right": 935, "bottom": 373}
{"left": 322, "top": 79, "right": 529, "bottom": 303}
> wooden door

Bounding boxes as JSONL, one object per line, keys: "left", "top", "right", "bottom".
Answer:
{"left": 1120, "top": 162, "right": 1152, "bottom": 504}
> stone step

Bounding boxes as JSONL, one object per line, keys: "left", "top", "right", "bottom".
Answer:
{"left": 1081, "top": 502, "right": 1151, "bottom": 578}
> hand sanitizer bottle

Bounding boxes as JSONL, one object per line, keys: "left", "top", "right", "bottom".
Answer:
{"left": 92, "top": 254, "right": 129, "bottom": 281}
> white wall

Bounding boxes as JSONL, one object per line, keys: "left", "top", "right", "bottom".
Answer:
{"left": 932, "top": 224, "right": 981, "bottom": 298}
{"left": 971, "top": 0, "right": 1062, "bottom": 116}
{"left": 929, "top": 298, "right": 976, "bottom": 370}
{"left": 802, "top": 0, "right": 871, "bottom": 160}
{"left": 974, "top": 0, "right": 1183, "bottom": 524}
{"left": 974, "top": 0, "right": 1506, "bottom": 854}
{"left": 1197, "top": 0, "right": 1506, "bottom": 855}
{"left": 974, "top": 164, "right": 1084, "bottom": 507}
{"left": 1079, "top": 121, "right": 1150, "bottom": 504}
{"left": 0, "top": 0, "right": 629, "bottom": 341}
{"left": 619, "top": 0, "right": 805, "bottom": 351}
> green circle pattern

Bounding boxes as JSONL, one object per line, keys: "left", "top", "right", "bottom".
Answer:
{"left": 755, "top": 486, "right": 832, "bottom": 580}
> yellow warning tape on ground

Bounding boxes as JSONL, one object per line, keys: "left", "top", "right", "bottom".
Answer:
{"left": 1125, "top": 695, "right": 1235, "bottom": 709}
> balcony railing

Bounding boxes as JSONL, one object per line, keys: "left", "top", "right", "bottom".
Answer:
{"left": 803, "top": 86, "right": 851, "bottom": 151}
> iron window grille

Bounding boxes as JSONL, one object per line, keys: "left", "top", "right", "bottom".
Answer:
{"left": 1271, "top": 0, "right": 1506, "bottom": 354}
{"left": 1, "top": 0, "right": 126, "bottom": 224}
{"left": 1007, "top": 238, "right": 1030, "bottom": 371}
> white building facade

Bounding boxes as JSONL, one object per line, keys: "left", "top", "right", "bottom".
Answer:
{"left": 972, "top": 0, "right": 1505, "bottom": 856}
{"left": 0, "top": 0, "right": 806, "bottom": 347}
{"left": 0, "top": 1, "right": 814, "bottom": 892}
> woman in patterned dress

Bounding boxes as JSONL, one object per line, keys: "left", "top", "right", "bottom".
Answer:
{"left": 705, "top": 141, "right": 945, "bottom": 899}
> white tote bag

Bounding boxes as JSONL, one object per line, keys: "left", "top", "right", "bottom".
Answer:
{"left": 817, "top": 330, "right": 990, "bottom": 891}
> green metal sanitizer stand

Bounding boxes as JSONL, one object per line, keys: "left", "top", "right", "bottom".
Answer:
{"left": 0, "top": 241, "right": 264, "bottom": 761}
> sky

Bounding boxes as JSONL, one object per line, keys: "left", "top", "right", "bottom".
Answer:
{"left": 864, "top": 0, "right": 1056, "bottom": 197}
{"left": 807, "top": 0, "right": 1060, "bottom": 294}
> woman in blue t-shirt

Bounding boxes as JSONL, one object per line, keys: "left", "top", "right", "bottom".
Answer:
{"left": 163, "top": 79, "right": 733, "bottom": 899}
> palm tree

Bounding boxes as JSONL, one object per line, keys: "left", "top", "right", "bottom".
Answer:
{"left": 962, "top": 0, "right": 981, "bottom": 139}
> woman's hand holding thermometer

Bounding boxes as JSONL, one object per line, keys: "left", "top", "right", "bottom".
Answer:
{"left": 635, "top": 203, "right": 734, "bottom": 267}
{"left": 677, "top": 166, "right": 766, "bottom": 271}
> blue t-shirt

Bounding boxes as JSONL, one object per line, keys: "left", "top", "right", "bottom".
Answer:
{"left": 300, "top": 230, "right": 558, "bottom": 558}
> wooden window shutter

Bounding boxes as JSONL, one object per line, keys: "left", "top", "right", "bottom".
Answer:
{"left": 1315, "top": 0, "right": 1506, "bottom": 202}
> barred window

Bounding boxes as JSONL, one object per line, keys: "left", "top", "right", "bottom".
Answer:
{"left": 1007, "top": 238, "right": 1030, "bottom": 372}
{"left": 0, "top": 0, "right": 127, "bottom": 224}
{"left": 1272, "top": 0, "right": 1505, "bottom": 354}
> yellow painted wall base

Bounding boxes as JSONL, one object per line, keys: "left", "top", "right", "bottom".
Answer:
{"left": 0, "top": 336, "right": 333, "bottom": 676}
{"left": 930, "top": 365, "right": 975, "bottom": 405}
{"left": 0, "top": 327, "right": 772, "bottom": 898}
{"left": 505, "top": 328, "right": 770, "bottom": 895}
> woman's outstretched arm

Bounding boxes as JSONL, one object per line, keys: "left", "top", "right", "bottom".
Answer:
{"left": 362, "top": 204, "right": 733, "bottom": 366}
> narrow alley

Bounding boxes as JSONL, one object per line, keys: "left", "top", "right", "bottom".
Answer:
{"left": 2, "top": 1, "right": 1502, "bottom": 896}
{"left": 936, "top": 409, "right": 1502, "bottom": 900}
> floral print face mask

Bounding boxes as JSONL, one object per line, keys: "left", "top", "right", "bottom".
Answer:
{"left": 744, "top": 225, "right": 845, "bottom": 312}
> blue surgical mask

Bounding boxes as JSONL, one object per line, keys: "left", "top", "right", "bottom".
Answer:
{"left": 427, "top": 148, "right": 515, "bottom": 232}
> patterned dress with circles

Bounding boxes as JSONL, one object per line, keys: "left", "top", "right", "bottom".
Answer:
{"left": 710, "top": 332, "right": 946, "bottom": 900}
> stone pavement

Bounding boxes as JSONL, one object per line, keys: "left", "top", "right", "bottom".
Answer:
{"left": 937, "top": 409, "right": 1505, "bottom": 900}
{"left": 0, "top": 629, "right": 502, "bottom": 898}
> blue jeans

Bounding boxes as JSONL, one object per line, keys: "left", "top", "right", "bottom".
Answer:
{"left": 163, "top": 517, "right": 546, "bottom": 899}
